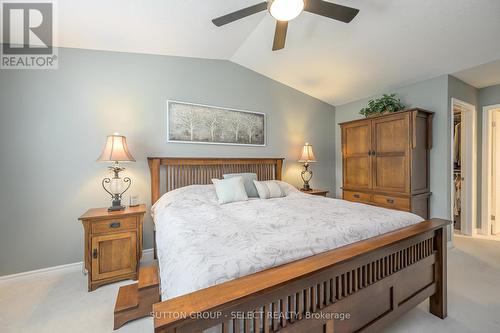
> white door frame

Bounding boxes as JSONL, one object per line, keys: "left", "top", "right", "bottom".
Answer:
{"left": 494, "top": 111, "right": 500, "bottom": 235}
{"left": 481, "top": 104, "right": 500, "bottom": 235}
{"left": 450, "top": 98, "right": 477, "bottom": 237}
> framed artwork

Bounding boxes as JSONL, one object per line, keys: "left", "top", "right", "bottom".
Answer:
{"left": 167, "top": 100, "right": 266, "bottom": 146}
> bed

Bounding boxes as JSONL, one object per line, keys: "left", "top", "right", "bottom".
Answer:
{"left": 148, "top": 157, "right": 449, "bottom": 333}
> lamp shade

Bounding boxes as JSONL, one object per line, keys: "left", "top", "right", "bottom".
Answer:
{"left": 298, "top": 142, "right": 316, "bottom": 163}
{"left": 97, "top": 134, "right": 136, "bottom": 162}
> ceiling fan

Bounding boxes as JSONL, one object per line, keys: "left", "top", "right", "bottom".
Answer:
{"left": 212, "top": 0, "right": 359, "bottom": 51}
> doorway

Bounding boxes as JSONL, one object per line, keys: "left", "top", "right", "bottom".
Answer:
{"left": 450, "top": 98, "right": 477, "bottom": 237}
{"left": 481, "top": 104, "right": 500, "bottom": 237}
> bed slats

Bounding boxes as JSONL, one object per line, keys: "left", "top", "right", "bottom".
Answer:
{"left": 148, "top": 158, "right": 284, "bottom": 205}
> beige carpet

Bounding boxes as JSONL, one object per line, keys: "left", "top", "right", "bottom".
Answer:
{"left": 1, "top": 236, "right": 499, "bottom": 333}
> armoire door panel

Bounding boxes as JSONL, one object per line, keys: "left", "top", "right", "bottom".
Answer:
{"left": 371, "top": 114, "right": 410, "bottom": 194}
{"left": 343, "top": 120, "right": 372, "bottom": 190}
{"left": 344, "top": 157, "right": 371, "bottom": 189}
{"left": 345, "top": 123, "right": 371, "bottom": 155}
{"left": 373, "top": 156, "right": 407, "bottom": 191}
{"left": 373, "top": 115, "right": 409, "bottom": 154}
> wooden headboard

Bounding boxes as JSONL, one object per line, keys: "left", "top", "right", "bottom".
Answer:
{"left": 147, "top": 157, "right": 284, "bottom": 205}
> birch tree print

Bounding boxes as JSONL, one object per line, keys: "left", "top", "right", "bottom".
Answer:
{"left": 168, "top": 101, "right": 265, "bottom": 145}
{"left": 174, "top": 105, "right": 202, "bottom": 141}
{"left": 203, "top": 110, "right": 223, "bottom": 142}
{"left": 243, "top": 113, "right": 263, "bottom": 144}
{"left": 226, "top": 112, "right": 245, "bottom": 142}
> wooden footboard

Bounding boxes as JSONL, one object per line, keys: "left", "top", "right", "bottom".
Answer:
{"left": 153, "top": 219, "right": 449, "bottom": 333}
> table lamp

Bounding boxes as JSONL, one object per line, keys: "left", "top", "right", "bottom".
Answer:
{"left": 97, "top": 134, "right": 136, "bottom": 211}
{"left": 298, "top": 142, "right": 316, "bottom": 191}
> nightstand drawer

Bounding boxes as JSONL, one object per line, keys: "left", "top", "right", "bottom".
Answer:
{"left": 372, "top": 194, "right": 410, "bottom": 211}
{"left": 343, "top": 190, "right": 371, "bottom": 203}
{"left": 91, "top": 216, "right": 137, "bottom": 234}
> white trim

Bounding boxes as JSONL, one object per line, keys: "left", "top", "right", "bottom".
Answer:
{"left": 449, "top": 98, "right": 477, "bottom": 238}
{"left": 142, "top": 248, "right": 154, "bottom": 261}
{"left": 481, "top": 104, "right": 500, "bottom": 235}
{"left": 450, "top": 100, "right": 457, "bottom": 244}
{"left": 166, "top": 99, "right": 267, "bottom": 147}
{"left": 0, "top": 262, "right": 82, "bottom": 282}
{"left": 494, "top": 112, "right": 500, "bottom": 235}
{"left": 0, "top": 248, "right": 155, "bottom": 282}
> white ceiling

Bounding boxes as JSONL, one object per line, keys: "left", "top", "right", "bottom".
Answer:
{"left": 23, "top": 1, "right": 500, "bottom": 105}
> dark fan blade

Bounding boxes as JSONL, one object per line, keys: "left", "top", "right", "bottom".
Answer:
{"left": 272, "top": 21, "right": 288, "bottom": 51}
{"left": 212, "top": 2, "right": 268, "bottom": 27}
{"left": 304, "top": 0, "right": 359, "bottom": 23}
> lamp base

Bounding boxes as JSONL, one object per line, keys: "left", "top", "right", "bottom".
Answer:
{"left": 102, "top": 168, "right": 132, "bottom": 213}
{"left": 108, "top": 198, "right": 125, "bottom": 212}
{"left": 108, "top": 205, "right": 125, "bottom": 212}
{"left": 300, "top": 163, "right": 313, "bottom": 192}
{"left": 301, "top": 184, "right": 312, "bottom": 191}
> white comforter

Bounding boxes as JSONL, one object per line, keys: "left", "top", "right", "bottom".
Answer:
{"left": 152, "top": 183, "right": 423, "bottom": 301}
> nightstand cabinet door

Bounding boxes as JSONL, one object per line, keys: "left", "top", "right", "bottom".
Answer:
{"left": 91, "top": 231, "right": 137, "bottom": 281}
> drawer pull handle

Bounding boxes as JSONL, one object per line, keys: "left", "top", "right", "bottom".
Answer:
{"left": 387, "top": 199, "right": 395, "bottom": 204}
{"left": 353, "top": 194, "right": 360, "bottom": 199}
{"left": 92, "top": 249, "right": 98, "bottom": 259}
{"left": 109, "top": 221, "right": 121, "bottom": 228}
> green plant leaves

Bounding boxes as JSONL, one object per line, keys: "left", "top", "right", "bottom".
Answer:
{"left": 359, "top": 93, "right": 406, "bottom": 117}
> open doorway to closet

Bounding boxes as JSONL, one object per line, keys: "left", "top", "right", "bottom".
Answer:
{"left": 451, "top": 98, "right": 477, "bottom": 237}
{"left": 481, "top": 104, "right": 500, "bottom": 238}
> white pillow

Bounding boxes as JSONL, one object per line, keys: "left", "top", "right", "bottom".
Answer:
{"left": 253, "top": 180, "right": 285, "bottom": 199}
{"left": 211, "top": 177, "right": 248, "bottom": 204}
{"left": 223, "top": 173, "right": 259, "bottom": 197}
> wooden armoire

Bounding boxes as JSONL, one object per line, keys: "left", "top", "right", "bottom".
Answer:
{"left": 340, "top": 108, "right": 433, "bottom": 219}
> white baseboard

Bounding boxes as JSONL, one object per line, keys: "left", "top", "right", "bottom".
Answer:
{"left": 0, "top": 248, "right": 155, "bottom": 282}
{"left": 142, "top": 248, "right": 154, "bottom": 261}
{"left": 0, "top": 261, "right": 83, "bottom": 282}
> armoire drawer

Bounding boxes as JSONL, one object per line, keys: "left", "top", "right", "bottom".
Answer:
{"left": 372, "top": 194, "right": 410, "bottom": 211}
{"left": 344, "top": 190, "right": 371, "bottom": 204}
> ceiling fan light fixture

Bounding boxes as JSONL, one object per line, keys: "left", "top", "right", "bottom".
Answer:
{"left": 269, "top": 0, "right": 304, "bottom": 22}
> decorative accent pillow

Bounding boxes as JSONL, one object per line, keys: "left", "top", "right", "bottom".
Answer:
{"left": 223, "top": 173, "right": 259, "bottom": 197}
{"left": 211, "top": 177, "right": 248, "bottom": 204}
{"left": 253, "top": 180, "right": 285, "bottom": 199}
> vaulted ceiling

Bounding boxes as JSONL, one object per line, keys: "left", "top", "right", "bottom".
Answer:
{"left": 54, "top": 0, "right": 500, "bottom": 105}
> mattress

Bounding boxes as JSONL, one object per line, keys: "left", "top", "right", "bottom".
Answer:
{"left": 151, "top": 182, "right": 424, "bottom": 301}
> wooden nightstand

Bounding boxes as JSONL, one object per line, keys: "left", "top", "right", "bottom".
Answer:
{"left": 300, "top": 189, "right": 329, "bottom": 197}
{"left": 78, "top": 205, "right": 146, "bottom": 291}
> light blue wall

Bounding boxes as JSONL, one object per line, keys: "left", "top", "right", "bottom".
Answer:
{"left": 479, "top": 84, "right": 500, "bottom": 107}
{"left": 448, "top": 76, "right": 479, "bottom": 106}
{"left": 335, "top": 76, "right": 450, "bottom": 220}
{"left": 0, "top": 47, "right": 335, "bottom": 276}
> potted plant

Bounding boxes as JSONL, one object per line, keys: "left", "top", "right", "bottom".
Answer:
{"left": 359, "top": 94, "right": 406, "bottom": 118}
